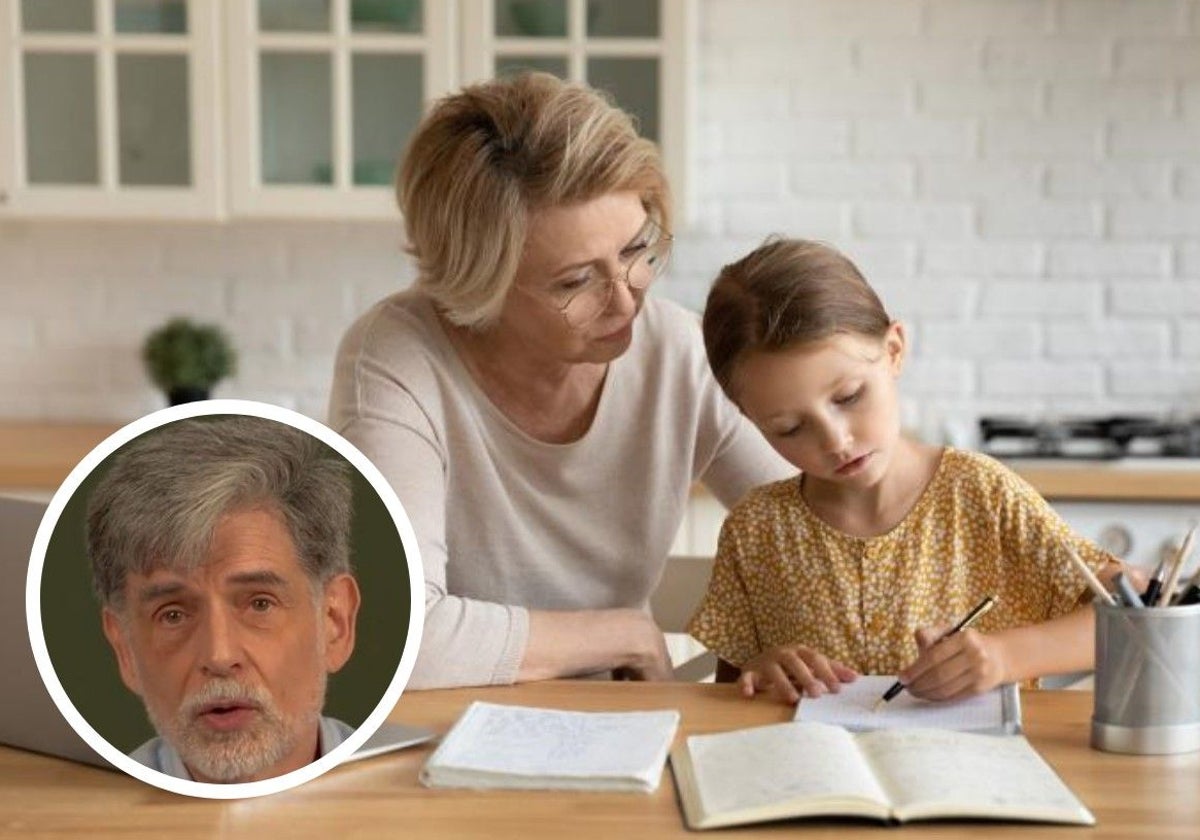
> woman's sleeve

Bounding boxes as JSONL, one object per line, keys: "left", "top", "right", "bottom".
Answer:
{"left": 683, "top": 315, "right": 795, "bottom": 509}
{"left": 700, "top": 407, "right": 796, "bottom": 510}
{"left": 330, "top": 341, "right": 528, "bottom": 689}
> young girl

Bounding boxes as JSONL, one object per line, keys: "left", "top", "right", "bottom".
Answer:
{"left": 688, "top": 238, "right": 1124, "bottom": 705}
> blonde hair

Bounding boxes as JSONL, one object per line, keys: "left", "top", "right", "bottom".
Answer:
{"left": 703, "top": 238, "right": 892, "bottom": 401}
{"left": 398, "top": 72, "right": 670, "bottom": 329}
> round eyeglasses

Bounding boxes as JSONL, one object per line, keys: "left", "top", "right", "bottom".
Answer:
{"left": 523, "top": 229, "right": 674, "bottom": 329}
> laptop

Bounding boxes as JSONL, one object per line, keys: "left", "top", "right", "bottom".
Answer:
{"left": 339, "top": 721, "right": 436, "bottom": 764}
{"left": 0, "top": 495, "right": 113, "bottom": 769}
{"left": 0, "top": 495, "right": 433, "bottom": 772}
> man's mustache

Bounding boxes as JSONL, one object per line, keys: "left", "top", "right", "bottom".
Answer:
{"left": 179, "top": 678, "right": 272, "bottom": 720}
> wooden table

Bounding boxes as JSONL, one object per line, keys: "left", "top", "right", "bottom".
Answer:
{"left": 2, "top": 681, "right": 1199, "bottom": 838}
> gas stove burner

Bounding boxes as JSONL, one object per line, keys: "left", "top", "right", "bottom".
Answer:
{"left": 978, "top": 415, "right": 1200, "bottom": 459}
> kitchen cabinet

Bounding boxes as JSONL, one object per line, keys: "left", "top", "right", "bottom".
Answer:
{"left": 461, "top": 0, "right": 693, "bottom": 223}
{"left": 0, "top": 0, "right": 222, "bottom": 217}
{"left": 225, "top": 0, "right": 455, "bottom": 217}
{"left": 0, "top": 0, "right": 694, "bottom": 220}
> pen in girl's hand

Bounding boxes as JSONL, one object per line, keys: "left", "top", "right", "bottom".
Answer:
{"left": 871, "top": 595, "right": 998, "bottom": 712}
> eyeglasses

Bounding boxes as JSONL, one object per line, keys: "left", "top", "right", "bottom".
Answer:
{"left": 517, "top": 225, "right": 673, "bottom": 329}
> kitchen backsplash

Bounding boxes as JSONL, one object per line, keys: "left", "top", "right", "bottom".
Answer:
{"left": 2, "top": 0, "right": 1199, "bottom": 438}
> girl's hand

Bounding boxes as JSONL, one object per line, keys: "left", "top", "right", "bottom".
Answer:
{"left": 737, "top": 645, "right": 858, "bottom": 704}
{"left": 900, "top": 625, "right": 1010, "bottom": 701}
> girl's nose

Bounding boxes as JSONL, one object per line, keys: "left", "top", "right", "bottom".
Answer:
{"left": 819, "top": 416, "right": 852, "bottom": 455}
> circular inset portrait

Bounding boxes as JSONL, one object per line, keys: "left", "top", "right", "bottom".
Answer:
{"left": 26, "top": 400, "right": 424, "bottom": 799}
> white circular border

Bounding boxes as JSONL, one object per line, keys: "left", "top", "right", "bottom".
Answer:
{"left": 25, "top": 399, "right": 425, "bottom": 799}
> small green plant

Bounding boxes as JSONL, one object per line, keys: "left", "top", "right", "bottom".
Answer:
{"left": 142, "top": 318, "right": 236, "bottom": 404}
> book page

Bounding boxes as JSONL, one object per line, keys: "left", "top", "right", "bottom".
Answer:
{"left": 421, "top": 702, "right": 679, "bottom": 791}
{"left": 686, "top": 722, "right": 890, "bottom": 818}
{"left": 857, "top": 728, "right": 1094, "bottom": 824}
{"left": 795, "top": 675, "right": 1008, "bottom": 732}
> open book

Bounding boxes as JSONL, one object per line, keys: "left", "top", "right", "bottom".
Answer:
{"left": 671, "top": 722, "right": 1094, "bottom": 829}
{"left": 796, "top": 675, "right": 1022, "bottom": 734}
{"left": 420, "top": 701, "right": 680, "bottom": 793}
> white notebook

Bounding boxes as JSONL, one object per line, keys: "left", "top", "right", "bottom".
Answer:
{"left": 795, "top": 675, "right": 1022, "bottom": 734}
{"left": 419, "top": 702, "right": 680, "bottom": 793}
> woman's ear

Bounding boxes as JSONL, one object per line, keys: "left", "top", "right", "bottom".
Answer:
{"left": 884, "top": 321, "right": 907, "bottom": 376}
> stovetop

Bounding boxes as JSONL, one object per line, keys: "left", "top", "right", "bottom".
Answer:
{"left": 979, "top": 416, "right": 1200, "bottom": 460}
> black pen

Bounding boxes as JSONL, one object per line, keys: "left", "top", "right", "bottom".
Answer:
{"left": 1142, "top": 558, "right": 1168, "bottom": 606}
{"left": 872, "top": 595, "right": 998, "bottom": 712}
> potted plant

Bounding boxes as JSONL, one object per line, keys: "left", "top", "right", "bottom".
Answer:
{"left": 142, "top": 318, "right": 236, "bottom": 405}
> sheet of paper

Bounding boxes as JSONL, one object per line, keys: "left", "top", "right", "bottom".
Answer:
{"left": 422, "top": 702, "right": 679, "bottom": 790}
{"left": 794, "top": 675, "right": 1005, "bottom": 732}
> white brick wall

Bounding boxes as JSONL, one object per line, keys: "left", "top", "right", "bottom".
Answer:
{"left": 2, "top": 0, "right": 1198, "bottom": 431}
{"left": 981, "top": 361, "right": 1104, "bottom": 397}
{"left": 1047, "top": 322, "right": 1172, "bottom": 359}
{"left": 1181, "top": 323, "right": 1200, "bottom": 357}
{"left": 921, "top": 323, "right": 1043, "bottom": 358}
{"left": 1047, "top": 241, "right": 1171, "bottom": 276}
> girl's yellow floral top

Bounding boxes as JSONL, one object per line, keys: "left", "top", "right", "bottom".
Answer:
{"left": 687, "top": 448, "right": 1113, "bottom": 678}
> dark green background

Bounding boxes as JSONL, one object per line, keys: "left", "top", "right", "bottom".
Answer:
{"left": 41, "top": 425, "right": 412, "bottom": 752}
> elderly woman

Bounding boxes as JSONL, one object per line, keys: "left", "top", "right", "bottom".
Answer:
{"left": 329, "top": 72, "right": 791, "bottom": 689}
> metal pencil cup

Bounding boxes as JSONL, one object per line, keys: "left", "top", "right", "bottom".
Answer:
{"left": 1091, "top": 600, "right": 1200, "bottom": 755}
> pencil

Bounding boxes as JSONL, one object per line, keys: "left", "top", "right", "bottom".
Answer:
{"left": 1180, "top": 540, "right": 1200, "bottom": 605}
{"left": 871, "top": 595, "right": 998, "bottom": 712}
{"left": 1160, "top": 524, "right": 1197, "bottom": 607}
{"left": 1065, "top": 548, "right": 1116, "bottom": 607}
{"left": 1184, "top": 552, "right": 1200, "bottom": 593}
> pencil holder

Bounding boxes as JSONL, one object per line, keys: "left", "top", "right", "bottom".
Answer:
{"left": 1091, "top": 600, "right": 1200, "bottom": 755}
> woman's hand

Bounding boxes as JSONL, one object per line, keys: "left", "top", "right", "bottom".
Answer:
{"left": 521, "top": 608, "right": 672, "bottom": 682}
{"left": 613, "top": 610, "right": 674, "bottom": 681}
{"left": 900, "top": 625, "right": 1010, "bottom": 701}
{"left": 737, "top": 645, "right": 858, "bottom": 704}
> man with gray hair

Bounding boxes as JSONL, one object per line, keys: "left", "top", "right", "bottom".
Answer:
{"left": 89, "top": 415, "right": 362, "bottom": 783}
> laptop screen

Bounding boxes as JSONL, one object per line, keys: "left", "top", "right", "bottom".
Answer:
{"left": 0, "top": 496, "right": 112, "bottom": 769}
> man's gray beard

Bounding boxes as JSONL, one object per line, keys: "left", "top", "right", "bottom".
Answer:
{"left": 146, "top": 675, "right": 324, "bottom": 783}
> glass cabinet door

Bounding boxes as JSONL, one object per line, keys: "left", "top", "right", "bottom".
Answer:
{"left": 227, "top": 0, "right": 454, "bottom": 217}
{"left": 1, "top": 0, "right": 221, "bottom": 217}
{"left": 462, "top": 0, "right": 690, "bottom": 220}
{"left": 482, "top": 0, "right": 662, "bottom": 138}
{"left": 260, "top": 51, "right": 333, "bottom": 185}
{"left": 23, "top": 51, "right": 100, "bottom": 185}
{"left": 116, "top": 52, "right": 191, "bottom": 186}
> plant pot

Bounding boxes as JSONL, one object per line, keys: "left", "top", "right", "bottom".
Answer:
{"left": 167, "top": 386, "right": 210, "bottom": 406}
